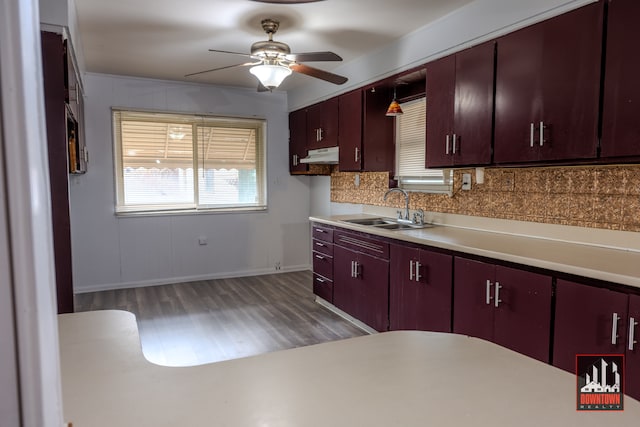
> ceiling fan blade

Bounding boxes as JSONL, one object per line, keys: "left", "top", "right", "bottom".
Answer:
{"left": 208, "top": 49, "right": 255, "bottom": 59}
{"left": 286, "top": 51, "right": 343, "bottom": 62}
{"left": 185, "top": 62, "right": 256, "bottom": 78}
{"left": 289, "top": 63, "right": 348, "bottom": 85}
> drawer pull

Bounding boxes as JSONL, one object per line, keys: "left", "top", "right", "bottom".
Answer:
{"left": 315, "top": 242, "right": 325, "bottom": 247}
{"left": 316, "top": 277, "right": 325, "bottom": 283}
{"left": 315, "top": 254, "right": 325, "bottom": 260}
{"left": 415, "top": 261, "right": 422, "bottom": 282}
{"left": 409, "top": 260, "right": 415, "bottom": 281}
{"left": 315, "top": 228, "right": 325, "bottom": 233}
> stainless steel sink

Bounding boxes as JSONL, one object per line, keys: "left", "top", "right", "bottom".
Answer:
{"left": 341, "top": 217, "right": 395, "bottom": 226}
{"left": 340, "top": 217, "right": 434, "bottom": 231}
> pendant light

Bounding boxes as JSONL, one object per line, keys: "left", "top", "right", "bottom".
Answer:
{"left": 386, "top": 86, "right": 403, "bottom": 116}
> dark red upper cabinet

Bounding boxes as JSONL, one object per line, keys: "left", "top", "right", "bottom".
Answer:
{"left": 494, "top": 2, "right": 603, "bottom": 164}
{"left": 338, "top": 90, "right": 363, "bottom": 171}
{"left": 601, "top": 0, "right": 640, "bottom": 159}
{"left": 426, "top": 42, "right": 494, "bottom": 168}
{"left": 306, "top": 98, "right": 339, "bottom": 150}
{"left": 362, "top": 85, "right": 395, "bottom": 173}
{"left": 289, "top": 108, "right": 309, "bottom": 173}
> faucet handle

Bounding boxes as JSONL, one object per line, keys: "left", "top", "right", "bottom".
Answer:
{"left": 397, "top": 210, "right": 403, "bottom": 220}
{"left": 413, "top": 209, "right": 425, "bottom": 225}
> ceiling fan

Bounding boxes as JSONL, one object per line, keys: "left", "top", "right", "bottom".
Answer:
{"left": 186, "top": 18, "right": 348, "bottom": 91}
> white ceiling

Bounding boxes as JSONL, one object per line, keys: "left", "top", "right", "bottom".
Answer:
{"left": 74, "top": 0, "right": 473, "bottom": 91}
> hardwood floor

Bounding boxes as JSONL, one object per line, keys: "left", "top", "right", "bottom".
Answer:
{"left": 75, "top": 270, "right": 367, "bottom": 366}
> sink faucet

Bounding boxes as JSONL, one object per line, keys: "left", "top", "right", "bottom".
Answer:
{"left": 383, "top": 188, "right": 410, "bottom": 222}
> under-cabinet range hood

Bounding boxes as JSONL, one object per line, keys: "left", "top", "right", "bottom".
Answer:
{"left": 300, "top": 146, "right": 339, "bottom": 164}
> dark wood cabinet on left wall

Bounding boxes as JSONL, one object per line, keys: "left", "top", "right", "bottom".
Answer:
{"left": 41, "top": 31, "right": 84, "bottom": 313}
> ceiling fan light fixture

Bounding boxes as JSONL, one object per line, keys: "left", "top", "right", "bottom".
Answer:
{"left": 250, "top": 63, "right": 292, "bottom": 90}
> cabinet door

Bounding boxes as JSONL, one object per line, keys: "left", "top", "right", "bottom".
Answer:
{"left": 307, "top": 98, "right": 339, "bottom": 150}
{"left": 289, "top": 109, "right": 308, "bottom": 173}
{"left": 494, "top": 3, "right": 602, "bottom": 164}
{"left": 41, "top": 32, "right": 74, "bottom": 314}
{"left": 358, "top": 252, "right": 390, "bottom": 332}
{"left": 453, "top": 257, "right": 494, "bottom": 341}
{"left": 333, "top": 245, "right": 359, "bottom": 318}
{"left": 425, "top": 54, "right": 455, "bottom": 168}
{"left": 453, "top": 41, "right": 494, "bottom": 166}
{"left": 390, "top": 245, "right": 452, "bottom": 332}
{"left": 553, "top": 279, "right": 628, "bottom": 373}
{"left": 338, "top": 90, "right": 363, "bottom": 171}
{"left": 601, "top": 0, "right": 640, "bottom": 158}
{"left": 362, "top": 86, "right": 395, "bottom": 172}
{"left": 627, "top": 294, "right": 640, "bottom": 401}
{"left": 493, "top": 266, "right": 552, "bottom": 363}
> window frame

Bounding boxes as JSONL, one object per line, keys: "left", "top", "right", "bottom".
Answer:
{"left": 112, "top": 108, "right": 268, "bottom": 215}
{"left": 394, "top": 98, "right": 452, "bottom": 195}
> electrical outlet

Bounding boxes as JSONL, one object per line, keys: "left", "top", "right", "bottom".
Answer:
{"left": 461, "top": 173, "right": 472, "bottom": 191}
{"left": 275, "top": 262, "right": 281, "bottom": 271}
{"left": 501, "top": 171, "right": 515, "bottom": 192}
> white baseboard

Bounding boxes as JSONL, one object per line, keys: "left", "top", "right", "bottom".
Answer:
{"left": 74, "top": 264, "right": 312, "bottom": 294}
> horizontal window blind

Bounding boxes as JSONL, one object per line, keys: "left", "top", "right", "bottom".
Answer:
{"left": 395, "top": 98, "right": 452, "bottom": 193}
{"left": 113, "top": 109, "right": 267, "bottom": 213}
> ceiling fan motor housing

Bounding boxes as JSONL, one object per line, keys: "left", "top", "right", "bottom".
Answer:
{"left": 251, "top": 40, "right": 291, "bottom": 58}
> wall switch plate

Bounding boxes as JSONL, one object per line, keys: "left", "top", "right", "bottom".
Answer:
{"left": 461, "top": 173, "right": 472, "bottom": 191}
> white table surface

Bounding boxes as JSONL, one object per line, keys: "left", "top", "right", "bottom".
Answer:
{"left": 310, "top": 215, "right": 640, "bottom": 289}
{"left": 59, "top": 310, "right": 640, "bottom": 426}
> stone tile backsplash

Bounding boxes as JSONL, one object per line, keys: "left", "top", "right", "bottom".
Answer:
{"left": 330, "top": 165, "right": 640, "bottom": 232}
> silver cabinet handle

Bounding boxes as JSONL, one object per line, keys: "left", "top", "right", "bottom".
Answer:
{"left": 445, "top": 134, "right": 450, "bottom": 155}
{"left": 494, "top": 282, "right": 502, "bottom": 308}
{"left": 530, "top": 123, "right": 535, "bottom": 148}
{"left": 452, "top": 134, "right": 457, "bottom": 154}
{"left": 630, "top": 317, "right": 638, "bottom": 351}
{"left": 315, "top": 254, "right": 325, "bottom": 260}
{"left": 293, "top": 154, "right": 298, "bottom": 166}
{"left": 612, "top": 312, "right": 620, "bottom": 345}
{"left": 318, "top": 127, "right": 323, "bottom": 141}
{"left": 539, "top": 121, "right": 545, "bottom": 146}
{"left": 350, "top": 260, "right": 355, "bottom": 278}
{"left": 409, "top": 260, "right": 415, "bottom": 281}
{"left": 315, "top": 242, "right": 325, "bottom": 247}
{"left": 354, "top": 147, "right": 359, "bottom": 163}
{"left": 316, "top": 276, "right": 325, "bottom": 283}
{"left": 485, "top": 280, "right": 493, "bottom": 305}
{"left": 415, "top": 261, "right": 422, "bottom": 282}
{"left": 353, "top": 261, "right": 360, "bottom": 278}
{"left": 315, "top": 228, "right": 325, "bottom": 233}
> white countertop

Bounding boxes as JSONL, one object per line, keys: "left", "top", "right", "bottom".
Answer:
{"left": 310, "top": 214, "right": 640, "bottom": 289}
{"left": 59, "top": 310, "right": 640, "bottom": 426}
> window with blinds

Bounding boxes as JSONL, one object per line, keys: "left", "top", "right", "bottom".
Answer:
{"left": 113, "top": 110, "right": 267, "bottom": 213}
{"left": 395, "top": 98, "right": 452, "bottom": 193}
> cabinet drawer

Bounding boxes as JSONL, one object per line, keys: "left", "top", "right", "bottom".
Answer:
{"left": 313, "top": 252, "right": 333, "bottom": 280}
{"left": 334, "top": 230, "right": 389, "bottom": 259}
{"left": 312, "top": 224, "right": 333, "bottom": 243}
{"left": 312, "top": 239, "right": 333, "bottom": 256}
{"left": 313, "top": 273, "right": 333, "bottom": 302}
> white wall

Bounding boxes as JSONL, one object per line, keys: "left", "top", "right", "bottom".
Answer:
{"left": 70, "top": 74, "right": 311, "bottom": 292}
{"left": 288, "top": 0, "right": 595, "bottom": 110}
